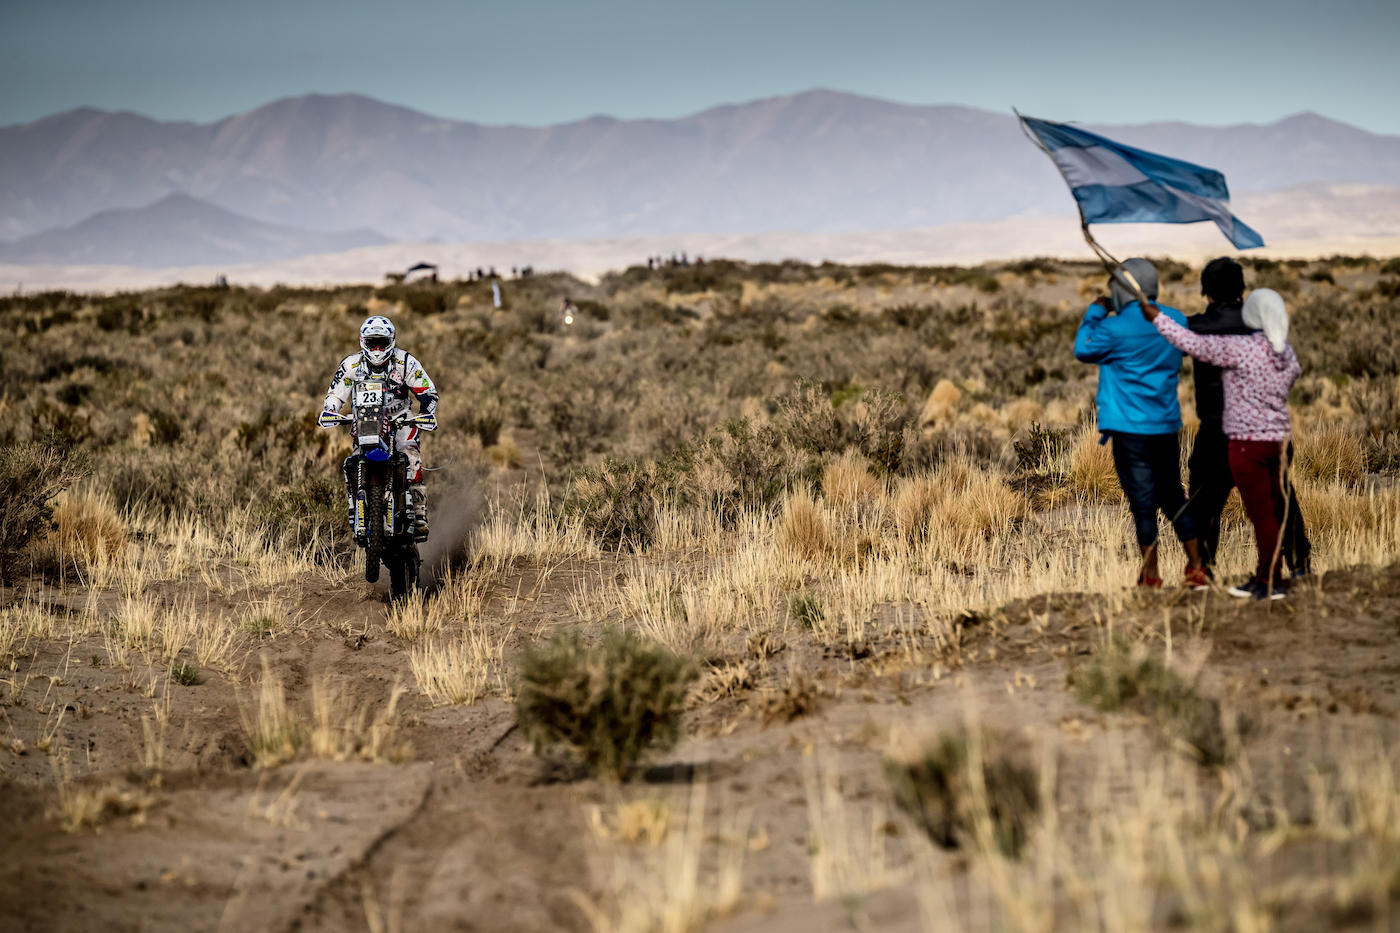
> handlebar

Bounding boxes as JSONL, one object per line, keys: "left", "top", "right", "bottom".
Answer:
{"left": 317, "top": 411, "right": 435, "bottom": 428}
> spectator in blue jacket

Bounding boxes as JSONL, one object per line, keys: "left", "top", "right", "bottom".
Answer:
{"left": 1075, "top": 258, "right": 1207, "bottom": 589}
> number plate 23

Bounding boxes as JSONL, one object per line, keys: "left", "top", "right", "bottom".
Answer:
{"left": 355, "top": 382, "right": 384, "bottom": 407}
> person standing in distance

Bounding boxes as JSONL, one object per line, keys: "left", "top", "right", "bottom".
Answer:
{"left": 1074, "top": 258, "right": 1208, "bottom": 589}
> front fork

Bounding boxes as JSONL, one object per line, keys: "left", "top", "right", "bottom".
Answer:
{"left": 346, "top": 455, "right": 407, "bottom": 540}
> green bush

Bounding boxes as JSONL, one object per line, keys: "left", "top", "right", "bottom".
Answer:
{"left": 0, "top": 434, "right": 91, "bottom": 583}
{"left": 264, "top": 477, "right": 346, "bottom": 551}
{"left": 1068, "top": 639, "right": 1230, "bottom": 765}
{"left": 885, "top": 728, "right": 1040, "bottom": 857}
{"left": 515, "top": 628, "right": 696, "bottom": 779}
{"left": 170, "top": 660, "right": 200, "bottom": 686}
{"left": 787, "top": 591, "right": 825, "bottom": 629}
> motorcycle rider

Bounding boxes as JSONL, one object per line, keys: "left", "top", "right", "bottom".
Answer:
{"left": 317, "top": 316, "right": 438, "bottom": 540}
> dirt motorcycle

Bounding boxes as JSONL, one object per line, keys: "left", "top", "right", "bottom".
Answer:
{"left": 322, "top": 377, "right": 432, "bottom": 599}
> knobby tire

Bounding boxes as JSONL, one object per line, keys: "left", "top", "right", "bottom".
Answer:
{"left": 364, "top": 483, "right": 385, "bottom": 584}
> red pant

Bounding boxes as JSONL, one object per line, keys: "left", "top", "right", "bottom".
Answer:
{"left": 1227, "top": 439, "right": 1296, "bottom": 584}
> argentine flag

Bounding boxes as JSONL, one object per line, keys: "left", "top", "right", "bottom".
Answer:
{"left": 1020, "top": 115, "right": 1264, "bottom": 249}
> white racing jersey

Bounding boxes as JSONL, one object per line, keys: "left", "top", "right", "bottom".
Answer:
{"left": 322, "top": 348, "right": 438, "bottom": 423}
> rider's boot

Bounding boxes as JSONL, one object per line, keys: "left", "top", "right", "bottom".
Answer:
{"left": 409, "top": 484, "right": 429, "bottom": 541}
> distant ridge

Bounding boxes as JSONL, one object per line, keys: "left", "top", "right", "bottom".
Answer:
{"left": 3, "top": 90, "right": 1399, "bottom": 262}
{"left": 0, "top": 193, "right": 387, "bottom": 267}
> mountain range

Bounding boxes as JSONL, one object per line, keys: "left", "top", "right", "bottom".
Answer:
{"left": 2, "top": 90, "right": 1399, "bottom": 267}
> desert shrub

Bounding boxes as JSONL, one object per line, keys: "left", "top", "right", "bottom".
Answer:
{"left": 515, "top": 628, "right": 695, "bottom": 779}
{"left": 102, "top": 448, "right": 226, "bottom": 521}
{"left": 536, "top": 380, "right": 629, "bottom": 468}
{"left": 95, "top": 296, "right": 144, "bottom": 333}
{"left": 685, "top": 417, "right": 797, "bottom": 519}
{"left": 901, "top": 423, "right": 1010, "bottom": 473}
{"left": 885, "top": 303, "right": 934, "bottom": 329}
{"left": 264, "top": 477, "right": 346, "bottom": 551}
{"left": 885, "top": 728, "right": 1040, "bottom": 857}
{"left": 461, "top": 391, "right": 505, "bottom": 447}
{"left": 1069, "top": 639, "right": 1230, "bottom": 766}
{"left": 1013, "top": 421, "right": 1071, "bottom": 476}
{"left": 778, "top": 382, "right": 905, "bottom": 473}
{"left": 0, "top": 435, "right": 91, "bottom": 583}
{"left": 566, "top": 457, "right": 664, "bottom": 548}
{"left": 170, "top": 660, "right": 200, "bottom": 686}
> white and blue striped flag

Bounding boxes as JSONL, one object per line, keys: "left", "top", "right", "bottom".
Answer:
{"left": 1019, "top": 115, "right": 1264, "bottom": 249}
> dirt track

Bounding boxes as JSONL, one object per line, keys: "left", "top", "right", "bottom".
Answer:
{"left": 3, "top": 558, "right": 1398, "bottom": 932}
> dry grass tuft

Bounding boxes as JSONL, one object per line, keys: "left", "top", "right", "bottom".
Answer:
{"left": 1296, "top": 420, "right": 1367, "bottom": 484}
{"left": 820, "top": 451, "right": 881, "bottom": 515}
{"left": 919, "top": 379, "right": 962, "bottom": 428}
{"left": 409, "top": 618, "right": 505, "bottom": 706}
{"left": 1063, "top": 426, "right": 1120, "bottom": 501}
{"left": 778, "top": 488, "right": 832, "bottom": 562}
{"left": 487, "top": 436, "right": 523, "bottom": 469}
{"left": 55, "top": 778, "right": 154, "bottom": 833}
{"left": 242, "top": 663, "right": 305, "bottom": 768}
{"left": 309, "top": 678, "right": 409, "bottom": 763}
{"left": 929, "top": 463, "right": 1029, "bottom": 544}
{"left": 1003, "top": 397, "right": 1044, "bottom": 429}
{"left": 890, "top": 474, "right": 944, "bottom": 542}
{"left": 42, "top": 490, "right": 128, "bottom": 572}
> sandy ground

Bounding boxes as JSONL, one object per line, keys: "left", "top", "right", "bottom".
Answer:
{"left": 2, "top": 549, "right": 1398, "bottom": 932}
{"left": 4, "top": 185, "right": 1399, "bottom": 293}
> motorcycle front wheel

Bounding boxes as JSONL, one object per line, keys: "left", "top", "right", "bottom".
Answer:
{"left": 363, "top": 483, "right": 385, "bottom": 584}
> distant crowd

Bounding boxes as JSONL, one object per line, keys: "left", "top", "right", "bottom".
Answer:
{"left": 647, "top": 252, "right": 703, "bottom": 269}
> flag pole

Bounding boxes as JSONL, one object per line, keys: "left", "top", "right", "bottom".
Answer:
{"left": 1014, "top": 109, "right": 1152, "bottom": 308}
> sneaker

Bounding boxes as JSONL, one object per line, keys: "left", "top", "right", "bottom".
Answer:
{"left": 1183, "top": 566, "right": 1210, "bottom": 590}
{"left": 1136, "top": 572, "right": 1163, "bottom": 589}
{"left": 1227, "top": 578, "right": 1287, "bottom": 601}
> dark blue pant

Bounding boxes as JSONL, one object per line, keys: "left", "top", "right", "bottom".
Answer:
{"left": 1108, "top": 432, "right": 1197, "bottom": 549}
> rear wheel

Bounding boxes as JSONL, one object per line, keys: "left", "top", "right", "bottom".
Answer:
{"left": 364, "top": 483, "right": 385, "bottom": 584}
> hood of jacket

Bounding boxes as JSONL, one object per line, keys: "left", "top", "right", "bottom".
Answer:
{"left": 1243, "top": 288, "right": 1291, "bottom": 364}
{"left": 1110, "top": 258, "right": 1159, "bottom": 313}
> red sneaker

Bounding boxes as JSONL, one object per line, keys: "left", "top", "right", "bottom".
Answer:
{"left": 1183, "top": 566, "right": 1210, "bottom": 590}
{"left": 1136, "top": 572, "right": 1163, "bottom": 589}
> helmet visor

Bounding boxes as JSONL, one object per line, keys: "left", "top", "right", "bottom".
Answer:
{"left": 363, "top": 335, "right": 392, "bottom": 352}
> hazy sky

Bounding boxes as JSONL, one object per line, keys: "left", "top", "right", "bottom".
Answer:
{"left": 3, "top": 0, "right": 1398, "bottom": 132}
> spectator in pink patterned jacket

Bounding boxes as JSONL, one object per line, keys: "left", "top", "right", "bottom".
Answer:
{"left": 1140, "top": 289, "right": 1302, "bottom": 600}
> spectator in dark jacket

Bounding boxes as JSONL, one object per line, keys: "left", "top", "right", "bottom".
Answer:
{"left": 1075, "top": 258, "right": 1208, "bottom": 589}
{"left": 1187, "top": 258, "right": 1311, "bottom": 577}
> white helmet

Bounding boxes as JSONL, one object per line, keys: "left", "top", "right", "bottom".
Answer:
{"left": 359, "top": 316, "right": 395, "bottom": 367}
